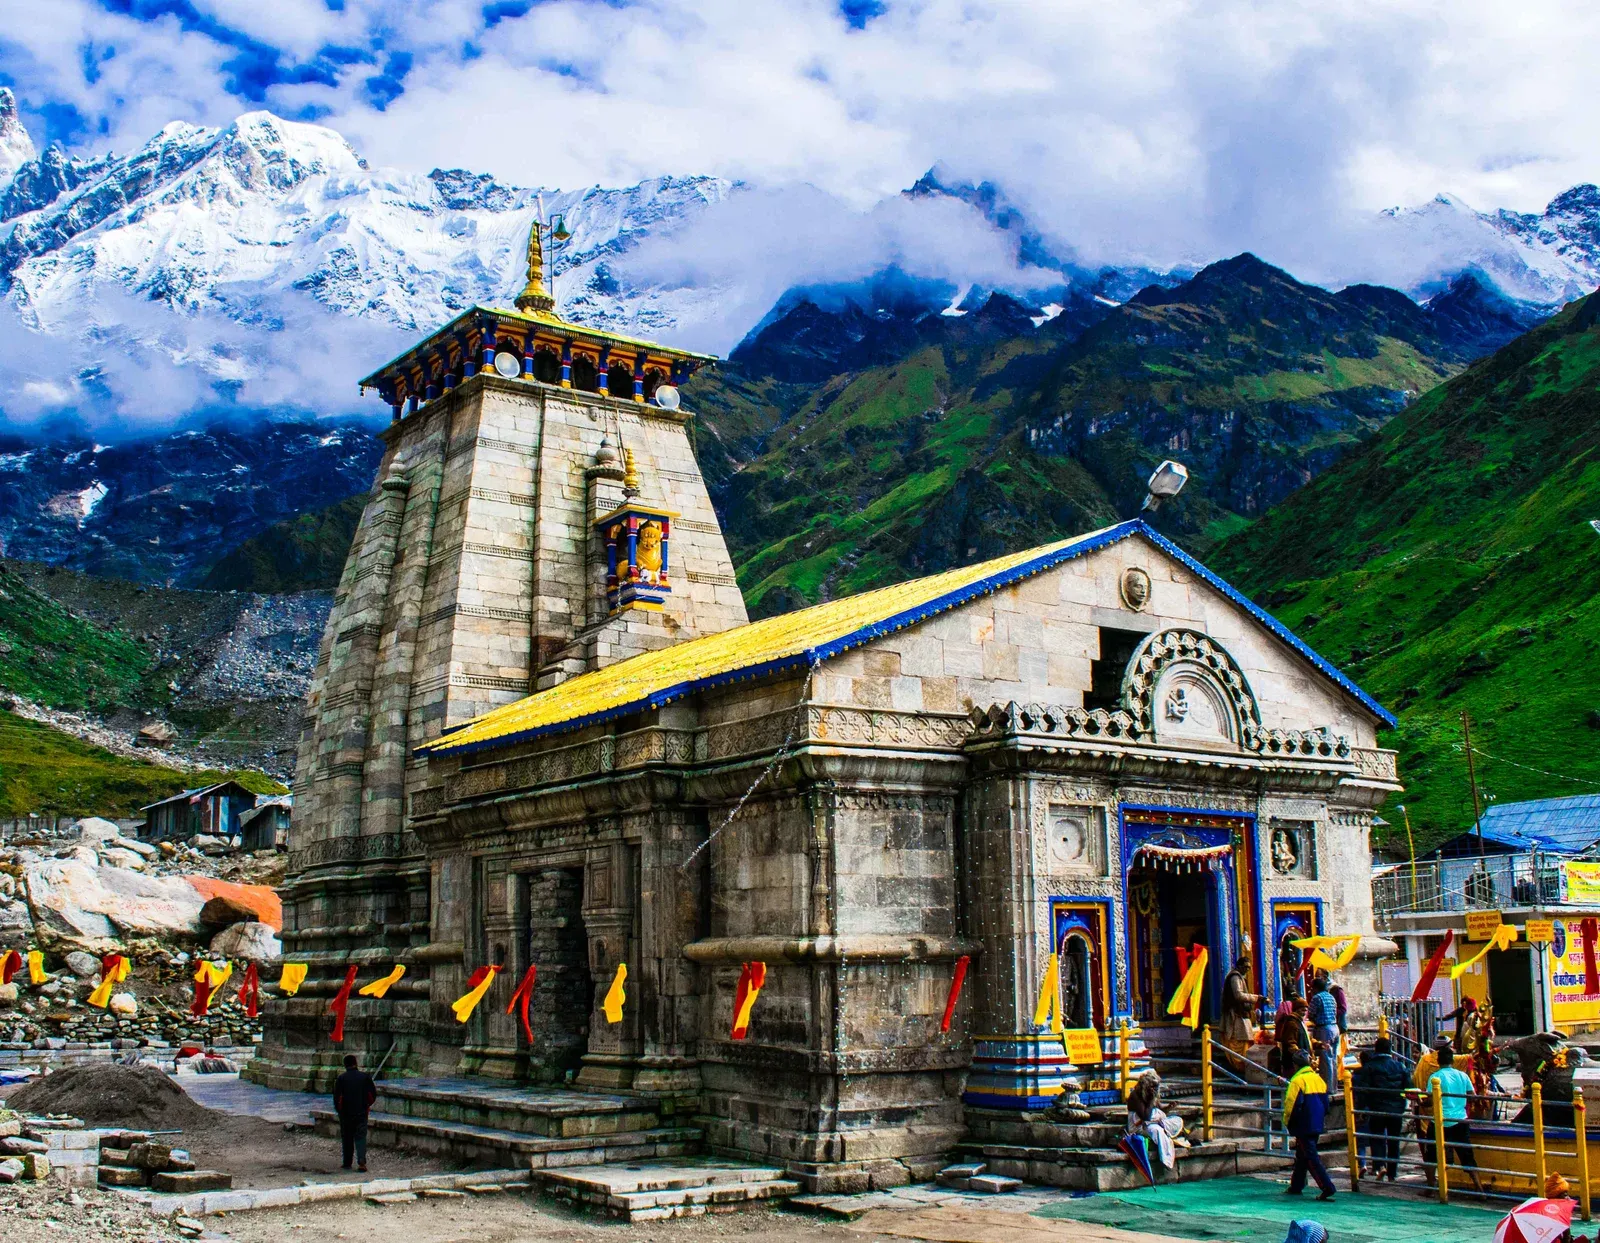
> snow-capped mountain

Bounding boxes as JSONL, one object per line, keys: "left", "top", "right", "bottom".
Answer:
{"left": 0, "top": 92, "right": 737, "bottom": 345}
{"left": 1372, "top": 186, "right": 1600, "bottom": 306}
{"left": 0, "top": 89, "right": 33, "bottom": 187}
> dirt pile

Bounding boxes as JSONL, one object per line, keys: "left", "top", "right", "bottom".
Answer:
{"left": 9, "top": 1062, "right": 217, "bottom": 1129}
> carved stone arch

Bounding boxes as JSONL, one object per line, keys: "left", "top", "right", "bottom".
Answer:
{"left": 1119, "top": 629, "right": 1262, "bottom": 750}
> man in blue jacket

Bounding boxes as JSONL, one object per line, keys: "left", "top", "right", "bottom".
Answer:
{"left": 1283, "top": 1049, "right": 1336, "bottom": 1201}
{"left": 1307, "top": 977, "right": 1339, "bottom": 1088}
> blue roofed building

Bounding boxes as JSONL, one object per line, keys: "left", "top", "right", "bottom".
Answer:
{"left": 1374, "top": 794, "right": 1600, "bottom": 1038}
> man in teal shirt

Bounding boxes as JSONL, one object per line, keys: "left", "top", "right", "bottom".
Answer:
{"left": 1425, "top": 1047, "right": 1481, "bottom": 1190}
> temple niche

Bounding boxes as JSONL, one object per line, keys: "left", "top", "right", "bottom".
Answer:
{"left": 252, "top": 220, "right": 1401, "bottom": 1193}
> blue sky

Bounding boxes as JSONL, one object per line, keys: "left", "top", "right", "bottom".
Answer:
{"left": 2, "top": 0, "right": 1597, "bottom": 256}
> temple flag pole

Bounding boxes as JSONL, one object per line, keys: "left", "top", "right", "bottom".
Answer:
{"left": 1118, "top": 1020, "right": 1131, "bottom": 1101}
{"left": 1200, "top": 1025, "right": 1215, "bottom": 1142}
{"left": 1432, "top": 1078, "right": 1449, "bottom": 1203}
{"left": 1533, "top": 1082, "right": 1546, "bottom": 1192}
{"left": 1578, "top": 1090, "right": 1592, "bottom": 1223}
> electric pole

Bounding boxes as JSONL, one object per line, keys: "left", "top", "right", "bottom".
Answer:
{"left": 1462, "top": 710, "right": 1485, "bottom": 859}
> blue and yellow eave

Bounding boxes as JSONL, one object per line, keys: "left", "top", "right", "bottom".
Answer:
{"left": 417, "top": 518, "right": 1396, "bottom": 760}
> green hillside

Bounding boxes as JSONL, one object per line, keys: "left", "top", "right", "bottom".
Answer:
{"left": 0, "top": 709, "right": 283, "bottom": 819}
{"left": 1213, "top": 293, "right": 1600, "bottom": 851}
{"left": 0, "top": 561, "right": 160, "bottom": 713}
{"left": 200, "top": 492, "right": 367, "bottom": 592}
{"left": 699, "top": 255, "right": 1481, "bottom": 617}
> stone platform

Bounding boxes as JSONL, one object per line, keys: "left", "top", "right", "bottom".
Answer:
{"left": 310, "top": 1077, "right": 704, "bottom": 1169}
{"left": 534, "top": 1159, "right": 799, "bottom": 1221}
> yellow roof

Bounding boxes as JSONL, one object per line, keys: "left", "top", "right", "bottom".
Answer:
{"left": 422, "top": 522, "right": 1134, "bottom": 757}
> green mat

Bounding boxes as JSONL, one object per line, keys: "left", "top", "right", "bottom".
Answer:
{"left": 1032, "top": 1176, "right": 1507, "bottom": 1243}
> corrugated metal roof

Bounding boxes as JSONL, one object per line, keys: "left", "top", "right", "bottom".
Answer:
{"left": 419, "top": 518, "right": 1393, "bottom": 759}
{"left": 1465, "top": 794, "right": 1600, "bottom": 854}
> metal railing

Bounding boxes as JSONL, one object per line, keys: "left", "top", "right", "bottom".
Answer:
{"left": 1379, "top": 998, "right": 1441, "bottom": 1062}
{"left": 1374, "top": 851, "right": 1571, "bottom": 923}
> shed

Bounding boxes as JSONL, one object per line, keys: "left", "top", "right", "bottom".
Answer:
{"left": 1434, "top": 794, "right": 1600, "bottom": 858}
{"left": 140, "top": 781, "right": 258, "bottom": 843}
{"left": 239, "top": 796, "right": 291, "bottom": 852}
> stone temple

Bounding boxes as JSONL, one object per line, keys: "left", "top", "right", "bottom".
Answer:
{"left": 251, "top": 227, "right": 1402, "bottom": 1190}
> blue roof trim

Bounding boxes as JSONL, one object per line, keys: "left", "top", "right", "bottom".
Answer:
{"left": 423, "top": 517, "right": 1393, "bottom": 760}
{"left": 1134, "top": 523, "right": 1397, "bottom": 728}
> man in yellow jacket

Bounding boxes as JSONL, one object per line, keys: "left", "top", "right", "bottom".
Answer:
{"left": 1282, "top": 1051, "right": 1335, "bottom": 1201}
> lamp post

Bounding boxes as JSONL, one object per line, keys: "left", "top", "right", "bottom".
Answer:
{"left": 1140, "top": 459, "right": 1189, "bottom": 514}
{"left": 1398, "top": 803, "right": 1417, "bottom": 907}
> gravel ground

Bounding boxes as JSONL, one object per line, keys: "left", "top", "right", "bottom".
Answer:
{"left": 0, "top": 1184, "right": 874, "bottom": 1243}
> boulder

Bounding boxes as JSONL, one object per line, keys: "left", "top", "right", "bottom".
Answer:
{"left": 199, "top": 895, "right": 259, "bottom": 930}
{"left": 111, "top": 836, "right": 157, "bottom": 859}
{"left": 65, "top": 951, "right": 100, "bottom": 978}
{"left": 187, "top": 878, "right": 281, "bottom": 930}
{"left": 0, "top": 899, "right": 31, "bottom": 940}
{"left": 99, "top": 848, "right": 146, "bottom": 872}
{"left": 109, "top": 992, "right": 138, "bottom": 1018}
{"left": 73, "top": 817, "right": 121, "bottom": 844}
{"left": 0, "top": 982, "right": 17, "bottom": 1004}
{"left": 191, "top": 834, "right": 231, "bottom": 855}
{"left": 20, "top": 1151, "right": 49, "bottom": 1180}
{"left": 0, "top": 1157, "right": 21, "bottom": 1183}
{"left": 209, "top": 921, "right": 281, "bottom": 963}
{"left": 136, "top": 721, "right": 177, "bottom": 747}
{"left": 22, "top": 848, "right": 205, "bottom": 952}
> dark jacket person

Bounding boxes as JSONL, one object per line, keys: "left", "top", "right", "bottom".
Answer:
{"left": 1351, "top": 1036, "right": 1411, "bottom": 1180}
{"left": 333, "top": 1055, "right": 377, "bottom": 1172}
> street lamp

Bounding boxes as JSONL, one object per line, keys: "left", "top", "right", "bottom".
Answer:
{"left": 1140, "top": 460, "right": 1189, "bottom": 514}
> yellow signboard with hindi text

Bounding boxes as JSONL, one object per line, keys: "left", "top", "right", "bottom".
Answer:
{"left": 1566, "top": 862, "right": 1600, "bottom": 905}
{"left": 1063, "top": 1028, "right": 1104, "bottom": 1065}
{"left": 1526, "top": 920, "right": 1555, "bottom": 946}
{"left": 1466, "top": 910, "right": 1504, "bottom": 942}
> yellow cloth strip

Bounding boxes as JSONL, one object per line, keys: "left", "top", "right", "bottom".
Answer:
{"left": 422, "top": 527, "right": 1119, "bottom": 755}
{"left": 1167, "top": 947, "right": 1209, "bottom": 1029}
{"left": 602, "top": 963, "right": 628, "bottom": 1024}
{"left": 1032, "top": 953, "right": 1063, "bottom": 1033}
{"left": 359, "top": 965, "right": 406, "bottom": 998}
{"left": 733, "top": 970, "right": 764, "bottom": 1035}
{"left": 451, "top": 967, "right": 500, "bottom": 1022}
{"left": 87, "top": 975, "right": 117, "bottom": 1008}
{"left": 27, "top": 950, "right": 46, "bottom": 984}
{"left": 1451, "top": 925, "right": 1517, "bottom": 979}
{"left": 1291, "top": 933, "right": 1362, "bottom": 972}
{"left": 195, "top": 960, "right": 232, "bottom": 989}
{"left": 277, "top": 963, "right": 308, "bottom": 996}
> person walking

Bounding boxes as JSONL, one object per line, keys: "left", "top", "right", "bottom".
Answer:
{"left": 1283, "top": 1050, "right": 1336, "bottom": 1202}
{"left": 1307, "top": 978, "right": 1339, "bottom": 1088}
{"left": 333, "top": 1053, "right": 377, "bottom": 1172}
{"left": 1352, "top": 1036, "right": 1411, "bottom": 1180}
{"left": 1426, "top": 1046, "right": 1482, "bottom": 1192}
{"left": 1412, "top": 1034, "right": 1451, "bottom": 1185}
{"left": 1273, "top": 997, "right": 1312, "bottom": 1078}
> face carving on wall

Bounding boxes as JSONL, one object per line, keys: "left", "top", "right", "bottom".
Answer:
{"left": 1121, "top": 567, "right": 1152, "bottom": 611}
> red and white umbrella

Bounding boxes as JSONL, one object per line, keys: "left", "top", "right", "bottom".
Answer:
{"left": 1495, "top": 1197, "right": 1576, "bottom": 1243}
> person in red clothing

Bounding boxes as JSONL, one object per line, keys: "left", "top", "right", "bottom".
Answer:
{"left": 333, "top": 1054, "right": 377, "bottom": 1172}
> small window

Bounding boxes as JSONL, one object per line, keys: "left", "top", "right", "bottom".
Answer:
{"left": 1083, "top": 627, "right": 1145, "bottom": 711}
{"left": 608, "top": 365, "right": 635, "bottom": 399}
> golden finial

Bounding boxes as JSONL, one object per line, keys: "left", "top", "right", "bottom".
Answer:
{"left": 514, "top": 217, "right": 555, "bottom": 315}
{"left": 622, "top": 448, "right": 641, "bottom": 498}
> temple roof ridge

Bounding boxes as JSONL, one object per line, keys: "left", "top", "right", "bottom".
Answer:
{"left": 419, "top": 519, "right": 1395, "bottom": 758}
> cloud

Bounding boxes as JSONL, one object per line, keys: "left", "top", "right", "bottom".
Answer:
{"left": 0, "top": 1, "right": 1592, "bottom": 251}
{"left": 0, "top": 285, "right": 405, "bottom": 436}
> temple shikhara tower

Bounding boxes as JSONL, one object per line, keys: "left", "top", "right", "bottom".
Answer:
{"left": 253, "top": 221, "right": 1402, "bottom": 1192}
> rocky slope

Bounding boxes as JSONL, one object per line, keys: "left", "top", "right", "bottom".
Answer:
{"left": 0, "top": 421, "right": 382, "bottom": 586}
{"left": 1212, "top": 292, "right": 1600, "bottom": 849}
{"left": 698, "top": 253, "right": 1546, "bottom": 617}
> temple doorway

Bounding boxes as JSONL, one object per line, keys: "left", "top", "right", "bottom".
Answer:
{"left": 1128, "top": 864, "right": 1222, "bottom": 1029}
{"left": 523, "top": 866, "right": 593, "bottom": 1081}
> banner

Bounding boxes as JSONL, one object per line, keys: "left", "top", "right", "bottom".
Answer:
{"left": 1549, "top": 919, "right": 1600, "bottom": 1028}
{"left": 1567, "top": 862, "right": 1600, "bottom": 905}
{"left": 1465, "top": 910, "right": 1504, "bottom": 942}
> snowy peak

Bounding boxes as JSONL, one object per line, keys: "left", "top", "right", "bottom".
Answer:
{"left": 0, "top": 107, "right": 737, "bottom": 339}
{"left": 0, "top": 87, "right": 37, "bottom": 187}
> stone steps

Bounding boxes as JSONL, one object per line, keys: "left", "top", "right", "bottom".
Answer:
{"left": 533, "top": 1161, "right": 800, "bottom": 1221}
{"left": 955, "top": 1136, "right": 1293, "bottom": 1192}
{"left": 310, "top": 1109, "right": 702, "bottom": 1169}
{"left": 374, "top": 1078, "right": 664, "bottom": 1139}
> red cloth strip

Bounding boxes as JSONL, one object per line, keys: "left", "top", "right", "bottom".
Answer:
{"left": 329, "top": 965, "right": 359, "bottom": 1042}
{"left": 505, "top": 964, "right": 538, "bottom": 1045}
{"left": 941, "top": 955, "right": 971, "bottom": 1033}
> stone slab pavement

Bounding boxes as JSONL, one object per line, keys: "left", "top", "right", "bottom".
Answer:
{"left": 176, "top": 1071, "right": 324, "bottom": 1125}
